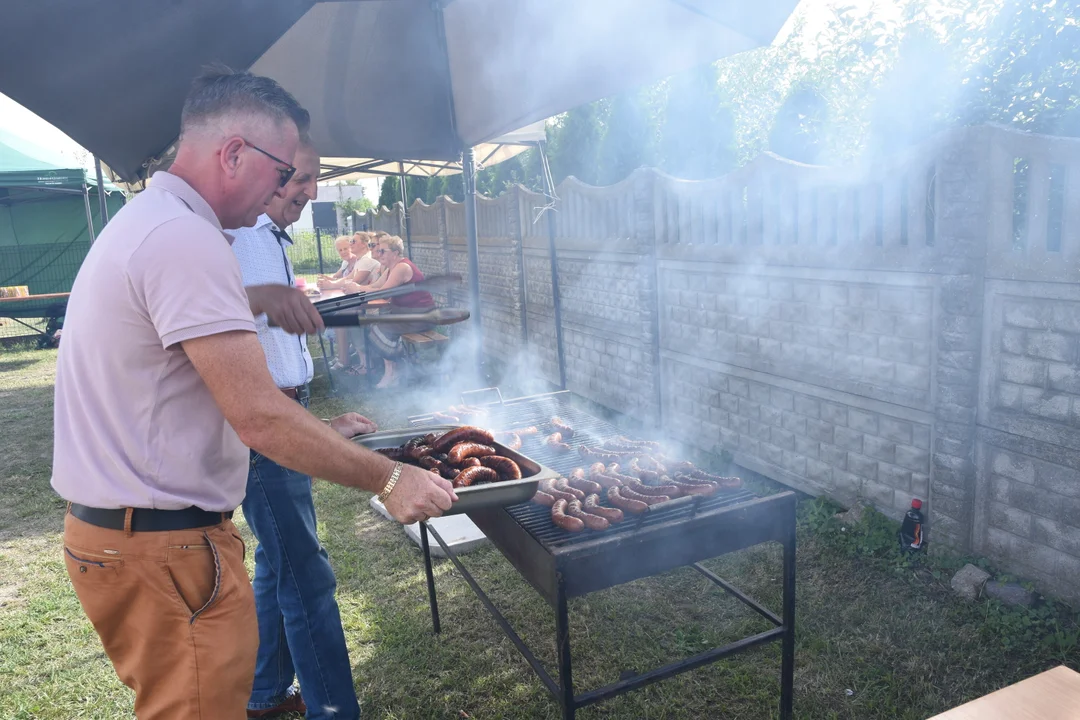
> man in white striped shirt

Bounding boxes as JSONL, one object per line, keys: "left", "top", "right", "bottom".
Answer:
{"left": 230, "top": 137, "right": 364, "bottom": 720}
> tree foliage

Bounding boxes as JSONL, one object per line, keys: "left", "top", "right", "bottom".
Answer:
{"left": 372, "top": 0, "right": 1076, "bottom": 207}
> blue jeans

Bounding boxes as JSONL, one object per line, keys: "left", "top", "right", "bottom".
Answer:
{"left": 243, "top": 451, "right": 360, "bottom": 719}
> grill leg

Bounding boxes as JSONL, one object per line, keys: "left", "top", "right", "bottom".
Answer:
{"left": 316, "top": 333, "right": 336, "bottom": 394}
{"left": 780, "top": 531, "right": 796, "bottom": 719}
{"left": 556, "top": 578, "right": 575, "bottom": 720}
{"left": 420, "top": 522, "right": 441, "bottom": 634}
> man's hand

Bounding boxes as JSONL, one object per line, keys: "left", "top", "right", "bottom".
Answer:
{"left": 317, "top": 277, "right": 337, "bottom": 290}
{"left": 246, "top": 284, "right": 323, "bottom": 335}
{"left": 329, "top": 412, "right": 377, "bottom": 438}
{"left": 383, "top": 465, "right": 458, "bottom": 524}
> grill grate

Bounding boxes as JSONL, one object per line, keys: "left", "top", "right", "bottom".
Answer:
{"left": 411, "top": 392, "right": 758, "bottom": 551}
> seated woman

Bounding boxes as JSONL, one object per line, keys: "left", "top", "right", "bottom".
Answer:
{"left": 317, "top": 235, "right": 359, "bottom": 288}
{"left": 348, "top": 234, "right": 435, "bottom": 389}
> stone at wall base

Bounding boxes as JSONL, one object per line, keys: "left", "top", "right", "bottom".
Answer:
{"left": 835, "top": 502, "right": 867, "bottom": 526}
{"left": 950, "top": 563, "right": 991, "bottom": 601}
{"left": 984, "top": 580, "right": 1038, "bottom": 609}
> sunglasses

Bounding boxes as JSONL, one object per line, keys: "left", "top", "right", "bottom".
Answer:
{"left": 242, "top": 139, "right": 296, "bottom": 187}
{"left": 367, "top": 242, "right": 378, "bottom": 248}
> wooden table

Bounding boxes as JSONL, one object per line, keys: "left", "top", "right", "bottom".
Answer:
{"left": 929, "top": 666, "right": 1080, "bottom": 719}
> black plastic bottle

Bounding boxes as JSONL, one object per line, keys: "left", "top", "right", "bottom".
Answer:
{"left": 898, "top": 498, "right": 924, "bottom": 551}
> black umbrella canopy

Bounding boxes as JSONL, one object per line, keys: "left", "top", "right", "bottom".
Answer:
{"left": 0, "top": 0, "right": 797, "bottom": 183}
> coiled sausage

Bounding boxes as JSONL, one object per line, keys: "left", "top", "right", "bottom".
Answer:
{"left": 447, "top": 442, "right": 497, "bottom": 465}
{"left": 478, "top": 455, "right": 522, "bottom": 480}
{"left": 434, "top": 426, "right": 495, "bottom": 452}
{"left": 453, "top": 466, "right": 498, "bottom": 487}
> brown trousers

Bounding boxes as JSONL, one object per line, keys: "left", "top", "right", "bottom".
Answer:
{"left": 63, "top": 512, "right": 258, "bottom": 719}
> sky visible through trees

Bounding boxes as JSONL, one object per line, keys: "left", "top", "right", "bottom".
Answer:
{"left": 380, "top": 0, "right": 1077, "bottom": 208}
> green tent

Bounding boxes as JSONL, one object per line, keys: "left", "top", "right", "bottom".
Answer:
{"left": 0, "top": 128, "right": 124, "bottom": 295}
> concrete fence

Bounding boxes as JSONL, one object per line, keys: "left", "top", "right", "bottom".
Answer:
{"left": 367, "top": 124, "right": 1080, "bottom": 604}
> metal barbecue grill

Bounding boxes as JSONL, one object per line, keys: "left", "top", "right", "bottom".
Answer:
{"left": 408, "top": 390, "right": 796, "bottom": 719}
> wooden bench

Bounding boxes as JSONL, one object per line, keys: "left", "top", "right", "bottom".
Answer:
{"left": 401, "top": 330, "right": 450, "bottom": 384}
{"left": 402, "top": 330, "right": 449, "bottom": 347}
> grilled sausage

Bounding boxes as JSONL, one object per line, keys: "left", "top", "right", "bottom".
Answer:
{"left": 688, "top": 470, "right": 743, "bottom": 488}
{"left": 666, "top": 461, "right": 696, "bottom": 474}
{"left": 669, "top": 476, "right": 718, "bottom": 496}
{"left": 405, "top": 437, "right": 434, "bottom": 461}
{"left": 606, "top": 486, "right": 649, "bottom": 514}
{"left": 460, "top": 457, "right": 482, "bottom": 468}
{"left": 623, "top": 478, "right": 683, "bottom": 497}
{"left": 584, "top": 494, "right": 624, "bottom": 523}
{"left": 602, "top": 468, "right": 639, "bottom": 485}
{"left": 617, "top": 484, "right": 670, "bottom": 505}
{"left": 532, "top": 489, "right": 557, "bottom": 507}
{"left": 589, "top": 462, "right": 607, "bottom": 477}
{"left": 419, "top": 456, "right": 454, "bottom": 478}
{"left": 517, "top": 426, "right": 540, "bottom": 436}
{"left": 636, "top": 455, "right": 668, "bottom": 473}
{"left": 609, "top": 435, "right": 662, "bottom": 451}
{"left": 496, "top": 432, "right": 522, "bottom": 451}
{"left": 554, "top": 478, "right": 586, "bottom": 500}
{"left": 375, "top": 447, "right": 405, "bottom": 461}
{"left": 453, "top": 466, "right": 499, "bottom": 487}
{"left": 434, "top": 426, "right": 496, "bottom": 453}
{"left": 540, "top": 479, "right": 580, "bottom": 504}
{"left": 568, "top": 476, "right": 604, "bottom": 495}
{"left": 551, "top": 499, "right": 585, "bottom": 532}
{"left": 570, "top": 468, "right": 587, "bottom": 480}
{"left": 545, "top": 433, "right": 572, "bottom": 451}
{"left": 587, "top": 472, "right": 624, "bottom": 489}
{"left": 432, "top": 412, "right": 460, "bottom": 423}
{"left": 478, "top": 455, "right": 522, "bottom": 480}
{"left": 447, "top": 442, "right": 497, "bottom": 465}
{"left": 551, "top": 416, "right": 575, "bottom": 439}
{"left": 565, "top": 499, "right": 609, "bottom": 531}
{"left": 578, "top": 446, "right": 622, "bottom": 463}
{"left": 629, "top": 458, "right": 662, "bottom": 484}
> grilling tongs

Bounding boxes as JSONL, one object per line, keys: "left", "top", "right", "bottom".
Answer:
{"left": 270, "top": 307, "right": 471, "bottom": 328}
{"left": 313, "top": 273, "right": 463, "bottom": 315}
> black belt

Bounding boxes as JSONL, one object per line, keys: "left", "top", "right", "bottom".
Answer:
{"left": 69, "top": 503, "right": 233, "bottom": 532}
{"left": 280, "top": 385, "right": 310, "bottom": 403}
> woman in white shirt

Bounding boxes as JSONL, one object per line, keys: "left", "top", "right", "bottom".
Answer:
{"left": 317, "top": 235, "right": 362, "bottom": 289}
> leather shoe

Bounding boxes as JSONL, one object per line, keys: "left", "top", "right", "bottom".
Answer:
{"left": 247, "top": 690, "right": 306, "bottom": 718}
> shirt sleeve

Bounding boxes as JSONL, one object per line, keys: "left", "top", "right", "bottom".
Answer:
{"left": 129, "top": 215, "right": 257, "bottom": 349}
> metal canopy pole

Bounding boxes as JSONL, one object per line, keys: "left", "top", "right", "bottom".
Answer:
{"left": 80, "top": 181, "right": 96, "bottom": 245}
{"left": 462, "top": 147, "right": 484, "bottom": 363}
{"left": 399, "top": 162, "right": 412, "bottom": 256}
{"left": 93, "top": 157, "right": 110, "bottom": 225}
{"left": 538, "top": 141, "right": 567, "bottom": 390}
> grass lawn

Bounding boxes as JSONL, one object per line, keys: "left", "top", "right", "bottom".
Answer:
{"left": 1, "top": 348, "right": 1078, "bottom": 719}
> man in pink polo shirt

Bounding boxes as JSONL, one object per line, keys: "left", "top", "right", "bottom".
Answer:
{"left": 51, "top": 67, "right": 456, "bottom": 720}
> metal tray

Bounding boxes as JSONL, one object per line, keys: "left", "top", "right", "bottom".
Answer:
{"left": 351, "top": 425, "right": 559, "bottom": 516}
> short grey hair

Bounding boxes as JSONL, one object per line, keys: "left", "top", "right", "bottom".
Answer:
{"left": 381, "top": 235, "right": 405, "bottom": 255}
{"left": 181, "top": 63, "right": 310, "bottom": 138}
